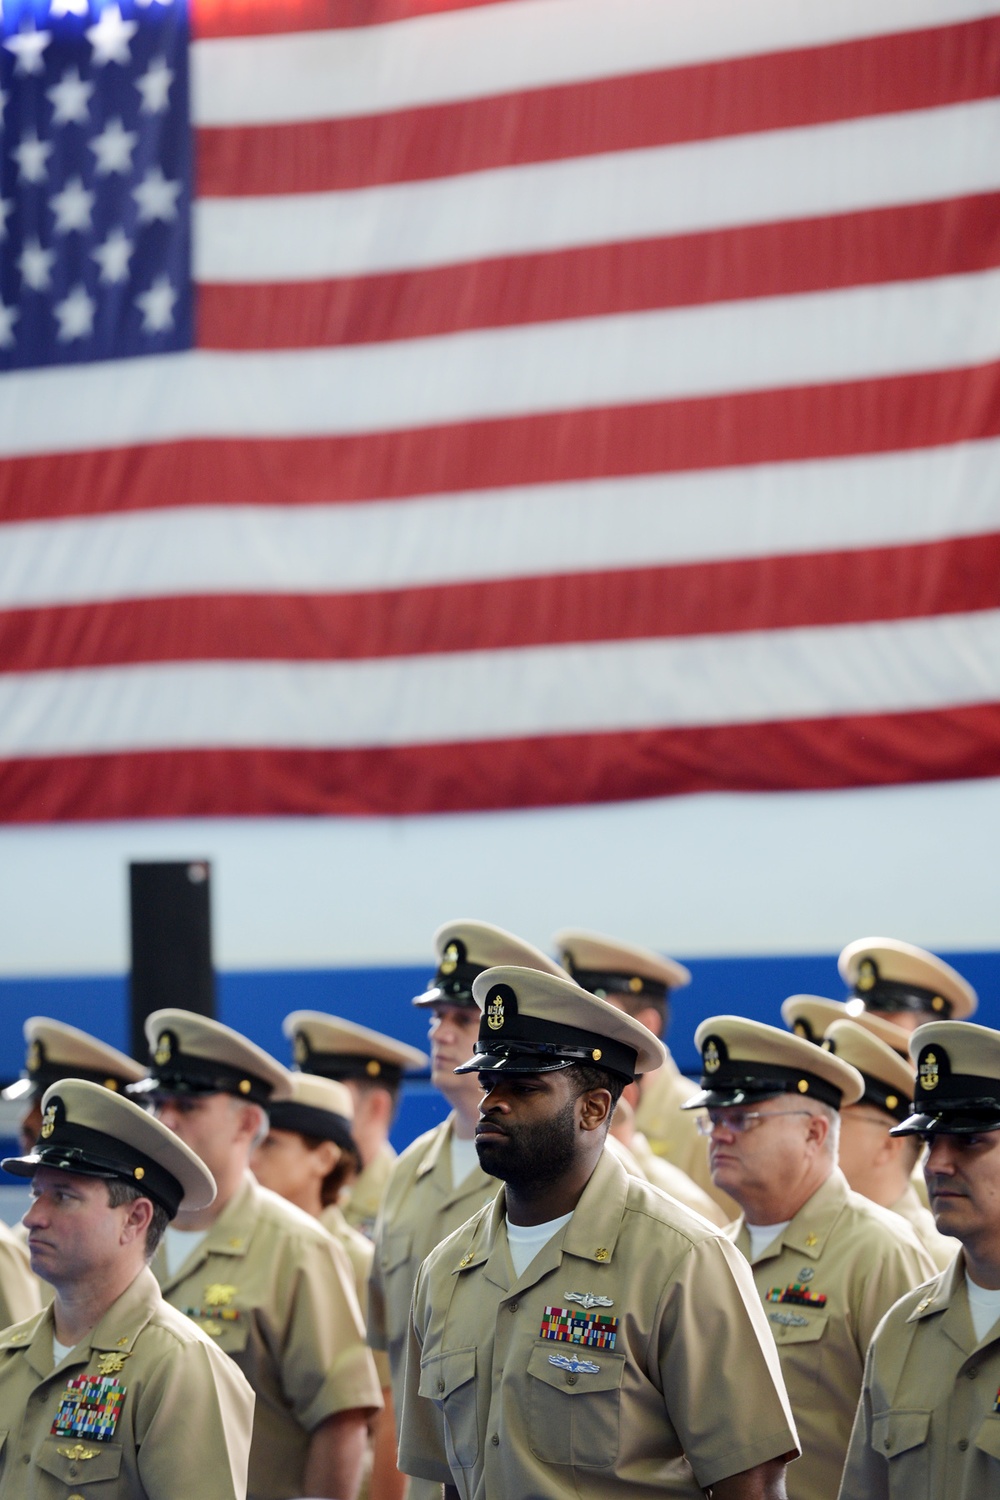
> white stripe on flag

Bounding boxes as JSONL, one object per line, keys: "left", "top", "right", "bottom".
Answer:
{"left": 195, "top": 101, "right": 1000, "bottom": 281}
{"left": 192, "top": 0, "right": 999, "bottom": 126}
{"left": 2, "top": 439, "right": 999, "bottom": 607}
{"left": 3, "top": 610, "right": 1000, "bottom": 754}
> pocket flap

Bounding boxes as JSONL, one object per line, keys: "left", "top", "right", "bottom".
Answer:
{"left": 974, "top": 1414, "right": 1000, "bottom": 1460}
{"left": 419, "top": 1346, "right": 476, "bottom": 1402}
{"left": 767, "top": 1310, "right": 828, "bottom": 1344}
{"left": 526, "top": 1342, "right": 625, "bottom": 1395}
{"left": 871, "top": 1409, "right": 930, "bottom": 1458}
{"left": 37, "top": 1438, "right": 123, "bottom": 1484}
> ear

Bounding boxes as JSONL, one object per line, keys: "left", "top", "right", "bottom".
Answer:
{"left": 578, "top": 1088, "right": 614, "bottom": 1135}
{"left": 633, "top": 1005, "right": 663, "bottom": 1038}
{"left": 622, "top": 1080, "right": 641, "bottom": 1111}
{"left": 310, "top": 1140, "right": 342, "bottom": 1180}
{"left": 234, "top": 1101, "right": 267, "bottom": 1147}
{"left": 119, "top": 1194, "right": 154, "bottom": 1248}
{"left": 804, "top": 1109, "right": 830, "bottom": 1153}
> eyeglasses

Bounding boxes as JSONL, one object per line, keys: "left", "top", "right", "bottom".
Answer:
{"left": 695, "top": 1108, "right": 815, "bottom": 1136}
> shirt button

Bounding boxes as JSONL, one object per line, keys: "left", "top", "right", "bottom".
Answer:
{"left": 958, "top": 1439, "right": 969, "bottom": 1451}
{"left": 566, "top": 1373, "right": 578, "bottom": 1386}
{"left": 508, "top": 1301, "right": 518, "bottom": 1313}
{"left": 491, "top": 1434, "right": 500, "bottom": 1446}
{"left": 883, "top": 1437, "right": 892, "bottom": 1450}
{"left": 966, "top": 1366, "right": 978, "bottom": 1379}
{"left": 21, "top": 1455, "right": 30, "bottom": 1464}
{"left": 437, "top": 1379, "right": 445, "bottom": 1393}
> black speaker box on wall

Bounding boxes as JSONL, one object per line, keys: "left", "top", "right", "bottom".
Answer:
{"left": 129, "top": 861, "right": 215, "bottom": 1059}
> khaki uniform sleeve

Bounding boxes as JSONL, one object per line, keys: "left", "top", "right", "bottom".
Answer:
{"left": 656, "top": 1230, "right": 797, "bottom": 1488}
{"left": 282, "top": 1234, "right": 383, "bottom": 1432}
{"left": 397, "top": 1259, "right": 452, "bottom": 1487}
{"left": 134, "top": 1334, "right": 256, "bottom": 1500}
{"left": 837, "top": 1344, "right": 887, "bottom": 1500}
{"left": 655, "top": 1234, "right": 800, "bottom": 1490}
{"left": 367, "top": 1206, "right": 389, "bottom": 1351}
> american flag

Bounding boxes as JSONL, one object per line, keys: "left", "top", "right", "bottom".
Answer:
{"left": 1, "top": 0, "right": 999, "bottom": 824}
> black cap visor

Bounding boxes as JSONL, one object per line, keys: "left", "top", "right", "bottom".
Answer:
{"left": 891, "top": 1106, "right": 1000, "bottom": 1138}
{"left": 3, "top": 1130, "right": 183, "bottom": 1217}
{"left": 682, "top": 1083, "right": 788, "bottom": 1110}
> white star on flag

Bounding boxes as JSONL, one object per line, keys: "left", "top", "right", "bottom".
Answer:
{"left": 86, "top": 4, "right": 138, "bottom": 67}
{"left": 135, "top": 56, "right": 173, "bottom": 115}
{"left": 53, "top": 284, "right": 96, "bottom": 342}
{"left": 13, "top": 131, "right": 54, "bottom": 185}
{"left": 19, "top": 238, "right": 56, "bottom": 292}
{"left": 3, "top": 26, "right": 52, "bottom": 77}
{"left": 47, "top": 67, "right": 94, "bottom": 126}
{"left": 51, "top": 0, "right": 90, "bottom": 14}
{"left": 91, "top": 226, "right": 134, "bottom": 284}
{"left": 0, "top": 198, "right": 13, "bottom": 242}
{"left": 90, "top": 117, "right": 138, "bottom": 176}
{"left": 135, "top": 274, "right": 177, "bottom": 332}
{"left": 50, "top": 175, "right": 96, "bottom": 233}
{"left": 133, "top": 166, "right": 181, "bottom": 223}
{"left": 0, "top": 299, "right": 19, "bottom": 349}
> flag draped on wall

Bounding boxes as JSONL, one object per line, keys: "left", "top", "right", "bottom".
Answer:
{"left": 2, "top": 0, "right": 1000, "bottom": 823}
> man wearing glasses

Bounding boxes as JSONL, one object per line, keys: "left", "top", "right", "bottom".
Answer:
{"left": 839, "top": 1021, "right": 1000, "bottom": 1500}
{"left": 683, "top": 1015, "right": 934, "bottom": 1500}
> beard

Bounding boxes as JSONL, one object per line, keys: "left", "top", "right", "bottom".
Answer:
{"left": 475, "top": 1093, "right": 579, "bottom": 1187}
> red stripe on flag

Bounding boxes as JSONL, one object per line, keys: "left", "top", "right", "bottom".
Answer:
{"left": 4, "top": 535, "right": 999, "bottom": 672}
{"left": 192, "top": 0, "right": 499, "bottom": 41}
{"left": 3, "top": 704, "right": 1000, "bottom": 822}
{"left": 196, "top": 18, "right": 1000, "bottom": 197}
{"left": 4, "top": 363, "right": 1000, "bottom": 522}
{"left": 197, "top": 196, "right": 1000, "bottom": 351}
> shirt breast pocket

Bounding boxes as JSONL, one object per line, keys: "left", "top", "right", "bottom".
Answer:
{"left": 37, "top": 1437, "right": 124, "bottom": 1488}
{"left": 525, "top": 1343, "right": 625, "bottom": 1468}
{"left": 418, "top": 1346, "right": 479, "bottom": 1471}
{"left": 766, "top": 1310, "right": 828, "bottom": 1345}
{"left": 183, "top": 1306, "right": 251, "bottom": 1358}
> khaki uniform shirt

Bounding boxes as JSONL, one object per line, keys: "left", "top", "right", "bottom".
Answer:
{"left": 634, "top": 1048, "right": 740, "bottom": 1217}
{"left": 343, "top": 1140, "right": 397, "bottom": 1240}
{"left": 730, "top": 1168, "right": 936, "bottom": 1500}
{"left": 154, "top": 1173, "right": 382, "bottom": 1500}
{"left": 0, "top": 1220, "right": 42, "bottom": 1328}
{"left": 890, "top": 1182, "right": 959, "bottom": 1273}
{"left": 0, "top": 1265, "right": 254, "bottom": 1499}
{"left": 399, "top": 1147, "right": 799, "bottom": 1500}
{"left": 839, "top": 1253, "right": 1000, "bottom": 1500}
{"left": 318, "top": 1201, "right": 391, "bottom": 1389}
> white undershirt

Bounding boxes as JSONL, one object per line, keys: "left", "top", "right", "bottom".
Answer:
{"left": 746, "top": 1221, "right": 791, "bottom": 1260}
{"left": 449, "top": 1133, "right": 480, "bottom": 1187}
{"left": 506, "top": 1212, "right": 574, "bottom": 1279}
{"left": 965, "top": 1274, "right": 1000, "bottom": 1342}
{"left": 52, "top": 1335, "right": 75, "bottom": 1367}
{"left": 163, "top": 1226, "right": 209, "bottom": 1277}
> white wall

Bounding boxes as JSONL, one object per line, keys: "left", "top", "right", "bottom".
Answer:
{"left": 1, "top": 774, "right": 997, "bottom": 976}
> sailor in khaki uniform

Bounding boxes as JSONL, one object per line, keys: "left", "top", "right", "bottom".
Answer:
{"left": 370, "top": 921, "right": 562, "bottom": 1500}
{"left": 0, "top": 1078, "right": 254, "bottom": 1499}
{"left": 399, "top": 966, "right": 799, "bottom": 1500}
{"left": 684, "top": 1016, "right": 936, "bottom": 1500}
{"left": 2, "top": 1016, "right": 147, "bottom": 1154}
{"left": 555, "top": 928, "right": 737, "bottom": 1218}
{"left": 130, "top": 1010, "right": 382, "bottom": 1500}
{"left": 840, "top": 1021, "right": 1000, "bottom": 1500}
{"left": 838, "top": 936, "right": 977, "bottom": 1034}
{"left": 820, "top": 1020, "right": 957, "bottom": 1271}
{"left": 283, "top": 1012, "right": 427, "bottom": 1240}
{"left": 0, "top": 1220, "right": 41, "bottom": 1328}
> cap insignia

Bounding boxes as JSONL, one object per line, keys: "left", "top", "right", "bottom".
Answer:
{"left": 487, "top": 989, "right": 506, "bottom": 1032}
{"left": 857, "top": 957, "right": 877, "bottom": 993}
{"left": 40, "top": 1103, "right": 57, "bottom": 1140}
{"left": 920, "top": 1051, "right": 940, "bottom": 1091}
{"left": 27, "top": 1039, "right": 42, "bottom": 1073}
{"left": 154, "top": 1032, "right": 172, "bottom": 1067}
{"left": 703, "top": 1040, "right": 721, "bottom": 1075}
{"left": 440, "top": 943, "right": 459, "bottom": 976}
{"left": 293, "top": 1033, "right": 309, "bottom": 1066}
